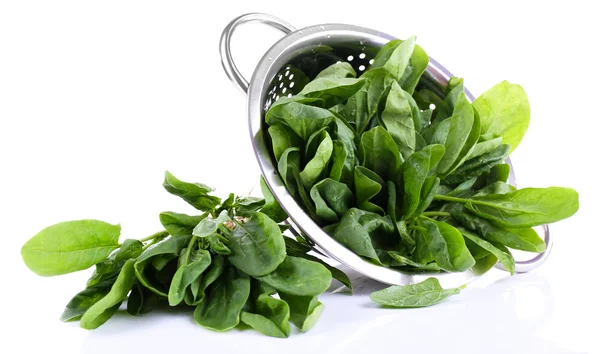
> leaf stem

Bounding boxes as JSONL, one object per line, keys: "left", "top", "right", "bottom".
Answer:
{"left": 433, "top": 195, "right": 468, "bottom": 203}
{"left": 422, "top": 211, "right": 451, "bottom": 217}
{"left": 183, "top": 236, "right": 197, "bottom": 264}
{"left": 140, "top": 230, "right": 169, "bottom": 243}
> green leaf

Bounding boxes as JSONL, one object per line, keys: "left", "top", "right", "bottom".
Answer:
{"left": 450, "top": 207, "right": 546, "bottom": 252}
{"left": 300, "top": 129, "right": 333, "bottom": 189}
{"left": 192, "top": 210, "right": 231, "bottom": 238}
{"left": 371, "top": 37, "right": 415, "bottom": 82}
{"left": 387, "top": 251, "right": 441, "bottom": 271}
{"left": 227, "top": 212, "right": 286, "bottom": 277}
{"left": 427, "top": 92, "right": 476, "bottom": 176}
{"left": 466, "top": 187, "right": 579, "bottom": 227}
{"left": 402, "top": 144, "right": 445, "bottom": 218}
{"left": 60, "top": 279, "right": 114, "bottom": 322}
{"left": 466, "top": 136, "right": 502, "bottom": 160}
{"left": 194, "top": 267, "right": 250, "bottom": 332}
{"left": 459, "top": 228, "right": 515, "bottom": 275}
{"left": 353, "top": 166, "right": 385, "bottom": 214}
{"left": 278, "top": 147, "right": 302, "bottom": 197}
{"left": 80, "top": 259, "right": 137, "bottom": 329}
{"left": 315, "top": 61, "right": 356, "bottom": 79}
{"left": 266, "top": 101, "right": 336, "bottom": 140}
{"left": 340, "top": 68, "right": 392, "bottom": 134}
{"left": 298, "top": 77, "right": 366, "bottom": 108}
{"left": 159, "top": 212, "right": 207, "bottom": 238}
{"left": 421, "top": 220, "right": 475, "bottom": 272}
{"left": 370, "top": 278, "right": 464, "bottom": 308}
{"left": 87, "top": 238, "right": 144, "bottom": 288}
{"left": 444, "top": 144, "right": 510, "bottom": 185}
{"left": 386, "top": 181, "right": 415, "bottom": 252}
{"left": 310, "top": 178, "right": 353, "bottom": 223}
{"left": 381, "top": 81, "right": 417, "bottom": 159}
{"left": 168, "top": 249, "right": 211, "bottom": 306}
{"left": 255, "top": 256, "right": 332, "bottom": 296}
{"left": 234, "top": 197, "right": 265, "bottom": 217}
{"left": 473, "top": 81, "right": 530, "bottom": 154}
{"left": 186, "top": 255, "right": 226, "bottom": 306}
{"left": 278, "top": 292, "right": 325, "bottom": 332}
{"left": 21, "top": 220, "right": 121, "bottom": 277}
{"left": 330, "top": 208, "right": 394, "bottom": 263}
{"left": 284, "top": 237, "right": 353, "bottom": 293}
{"left": 259, "top": 177, "right": 288, "bottom": 223}
{"left": 268, "top": 123, "right": 303, "bottom": 163}
{"left": 240, "top": 294, "right": 291, "bottom": 338}
{"left": 359, "top": 126, "right": 403, "bottom": 181}
{"left": 162, "top": 171, "right": 221, "bottom": 212}
{"left": 134, "top": 235, "right": 190, "bottom": 296}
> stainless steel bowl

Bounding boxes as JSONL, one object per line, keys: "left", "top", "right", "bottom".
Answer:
{"left": 220, "top": 13, "right": 552, "bottom": 287}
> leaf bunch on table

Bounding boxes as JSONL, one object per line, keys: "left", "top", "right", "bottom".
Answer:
{"left": 21, "top": 172, "right": 350, "bottom": 337}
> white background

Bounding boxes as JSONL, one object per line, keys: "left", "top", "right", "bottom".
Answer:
{"left": 1, "top": 1, "right": 598, "bottom": 353}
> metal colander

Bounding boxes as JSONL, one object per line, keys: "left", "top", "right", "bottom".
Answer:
{"left": 220, "top": 13, "right": 552, "bottom": 287}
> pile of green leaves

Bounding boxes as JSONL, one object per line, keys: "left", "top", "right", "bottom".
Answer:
{"left": 21, "top": 172, "right": 350, "bottom": 337}
{"left": 265, "top": 36, "right": 579, "bottom": 275}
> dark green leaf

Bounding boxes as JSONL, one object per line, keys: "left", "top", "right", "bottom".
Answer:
{"left": 194, "top": 267, "right": 250, "bottom": 332}
{"left": 61, "top": 279, "right": 114, "bottom": 322}
{"left": 240, "top": 294, "right": 291, "bottom": 338}
{"left": 268, "top": 123, "right": 303, "bottom": 163}
{"left": 255, "top": 256, "right": 332, "bottom": 296}
{"left": 159, "top": 212, "right": 207, "bottom": 238}
{"left": 266, "top": 101, "right": 336, "bottom": 140}
{"left": 310, "top": 178, "right": 353, "bottom": 223}
{"left": 330, "top": 208, "right": 394, "bottom": 263}
{"left": 168, "top": 249, "right": 211, "bottom": 306}
{"left": 162, "top": 171, "right": 221, "bottom": 212}
{"left": 450, "top": 207, "right": 546, "bottom": 252}
{"left": 134, "top": 235, "right": 190, "bottom": 296}
{"left": 192, "top": 210, "right": 231, "bottom": 238}
{"left": 402, "top": 144, "right": 445, "bottom": 218}
{"left": 80, "top": 259, "right": 136, "bottom": 329}
{"left": 259, "top": 177, "right": 288, "bottom": 223}
{"left": 278, "top": 292, "right": 325, "bottom": 332}
{"left": 359, "top": 126, "right": 402, "bottom": 180}
{"left": 421, "top": 220, "right": 475, "bottom": 272}
{"left": 227, "top": 212, "right": 286, "bottom": 277}
{"left": 459, "top": 228, "right": 515, "bottom": 275}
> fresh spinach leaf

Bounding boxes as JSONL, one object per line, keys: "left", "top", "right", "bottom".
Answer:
{"left": 310, "top": 178, "right": 353, "bottom": 223}
{"left": 194, "top": 266, "right": 250, "bottom": 332}
{"left": 163, "top": 171, "right": 221, "bottom": 211}
{"left": 255, "top": 256, "right": 332, "bottom": 296}
{"left": 168, "top": 249, "right": 211, "bottom": 306}
{"left": 159, "top": 212, "right": 207, "bottom": 238}
{"left": 240, "top": 294, "right": 291, "bottom": 338}
{"left": 21, "top": 220, "right": 121, "bottom": 277}
{"left": 227, "top": 212, "right": 286, "bottom": 277}
{"left": 473, "top": 81, "right": 530, "bottom": 154}
{"left": 402, "top": 144, "right": 445, "bottom": 218}
{"left": 80, "top": 259, "right": 137, "bottom": 329}
{"left": 421, "top": 219, "right": 475, "bottom": 272}
{"left": 459, "top": 228, "right": 515, "bottom": 274}
{"left": 359, "top": 125, "right": 402, "bottom": 180}
{"left": 370, "top": 278, "right": 465, "bottom": 308}
{"left": 278, "top": 292, "right": 325, "bottom": 332}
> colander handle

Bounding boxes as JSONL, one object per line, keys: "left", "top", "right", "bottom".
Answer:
{"left": 220, "top": 13, "right": 296, "bottom": 94}
{"left": 494, "top": 224, "right": 553, "bottom": 273}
